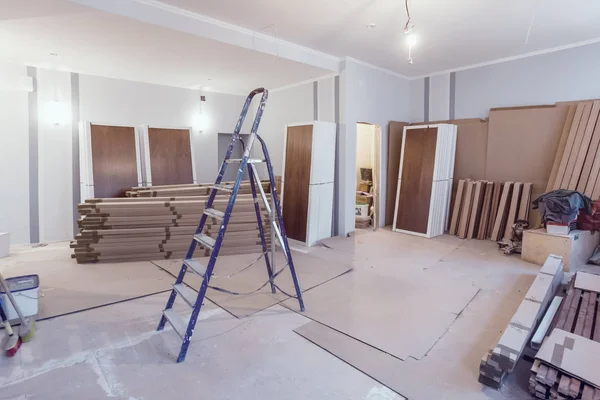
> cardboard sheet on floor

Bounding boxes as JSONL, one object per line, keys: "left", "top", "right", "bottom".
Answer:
{"left": 0, "top": 254, "right": 172, "bottom": 320}
{"left": 152, "top": 250, "right": 353, "bottom": 318}
{"left": 294, "top": 321, "right": 408, "bottom": 399}
{"left": 283, "top": 265, "right": 479, "bottom": 360}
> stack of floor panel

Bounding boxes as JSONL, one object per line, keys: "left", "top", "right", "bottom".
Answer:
{"left": 529, "top": 272, "right": 600, "bottom": 399}
{"left": 547, "top": 100, "right": 600, "bottom": 198}
{"left": 449, "top": 180, "right": 533, "bottom": 241}
{"left": 72, "top": 181, "right": 273, "bottom": 263}
{"left": 479, "top": 255, "right": 564, "bottom": 388}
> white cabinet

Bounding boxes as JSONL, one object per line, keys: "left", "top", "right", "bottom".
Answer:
{"left": 282, "top": 121, "right": 336, "bottom": 246}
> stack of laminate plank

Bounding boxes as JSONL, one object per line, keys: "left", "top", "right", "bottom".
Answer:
{"left": 449, "top": 179, "right": 533, "bottom": 241}
{"left": 547, "top": 100, "right": 600, "bottom": 199}
{"left": 529, "top": 272, "right": 600, "bottom": 399}
{"left": 72, "top": 180, "right": 273, "bottom": 263}
{"left": 479, "top": 255, "right": 564, "bottom": 388}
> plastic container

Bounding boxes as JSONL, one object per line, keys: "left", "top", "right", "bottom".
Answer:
{"left": 355, "top": 204, "right": 369, "bottom": 217}
{"left": 0, "top": 274, "right": 39, "bottom": 320}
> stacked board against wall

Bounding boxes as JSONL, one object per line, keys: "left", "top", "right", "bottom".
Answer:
{"left": 529, "top": 272, "right": 600, "bottom": 399}
{"left": 72, "top": 181, "right": 273, "bottom": 263}
{"left": 393, "top": 124, "right": 457, "bottom": 238}
{"left": 546, "top": 100, "right": 600, "bottom": 199}
{"left": 449, "top": 179, "right": 533, "bottom": 241}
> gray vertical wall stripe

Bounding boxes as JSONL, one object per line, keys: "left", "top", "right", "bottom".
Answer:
{"left": 449, "top": 72, "right": 456, "bottom": 120}
{"left": 332, "top": 75, "right": 340, "bottom": 236}
{"left": 27, "top": 66, "right": 39, "bottom": 243}
{"left": 424, "top": 77, "right": 430, "bottom": 122}
{"left": 313, "top": 81, "right": 318, "bottom": 120}
{"left": 71, "top": 73, "right": 81, "bottom": 236}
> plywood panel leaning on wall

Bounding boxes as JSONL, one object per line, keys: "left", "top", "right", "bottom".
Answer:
{"left": 485, "top": 105, "right": 569, "bottom": 227}
{"left": 386, "top": 121, "right": 409, "bottom": 226}
{"left": 147, "top": 128, "right": 194, "bottom": 186}
{"left": 90, "top": 124, "right": 139, "bottom": 198}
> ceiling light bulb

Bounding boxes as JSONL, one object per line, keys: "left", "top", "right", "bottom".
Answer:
{"left": 407, "top": 34, "right": 417, "bottom": 47}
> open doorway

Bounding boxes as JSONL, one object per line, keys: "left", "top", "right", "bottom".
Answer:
{"left": 355, "top": 122, "right": 381, "bottom": 230}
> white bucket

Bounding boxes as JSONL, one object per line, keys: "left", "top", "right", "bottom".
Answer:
{"left": 0, "top": 275, "right": 39, "bottom": 321}
{"left": 355, "top": 204, "right": 369, "bottom": 217}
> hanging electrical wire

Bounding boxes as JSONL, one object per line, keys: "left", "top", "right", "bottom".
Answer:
{"left": 404, "top": 0, "right": 414, "bottom": 34}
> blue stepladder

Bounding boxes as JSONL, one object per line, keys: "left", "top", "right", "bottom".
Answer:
{"left": 157, "top": 88, "right": 305, "bottom": 363}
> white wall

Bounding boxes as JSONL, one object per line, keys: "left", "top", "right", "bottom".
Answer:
{"left": 429, "top": 74, "right": 451, "bottom": 121}
{"left": 339, "top": 59, "right": 410, "bottom": 235}
{"left": 356, "top": 123, "right": 374, "bottom": 184}
{"left": 0, "top": 62, "right": 30, "bottom": 244}
{"left": 409, "top": 78, "right": 425, "bottom": 123}
{"left": 318, "top": 76, "right": 336, "bottom": 123}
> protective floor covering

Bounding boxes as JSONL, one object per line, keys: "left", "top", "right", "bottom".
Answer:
{"left": 152, "top": 249, "right": 353, "bottom": 318}
{"left": 0, "top": 244, "right": 172, "bottom": 320}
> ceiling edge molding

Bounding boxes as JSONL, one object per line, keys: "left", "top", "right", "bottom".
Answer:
{"left": 69, "top": 0, "right": 340, "bottom": 72}
{"left": 410, "top": 36, "right": 600, "bottom": 80}
{"left": 270, "top": 72, "right": 339, "bottom": 93}
{"left": 344, "top": 57, "right": 410, "bottom": 80}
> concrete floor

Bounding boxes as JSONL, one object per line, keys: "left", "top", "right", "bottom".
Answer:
{"left": 0, "top": 230, "right": 541, "bottom": 399}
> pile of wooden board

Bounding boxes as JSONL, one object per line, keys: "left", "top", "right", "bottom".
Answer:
{"left": 479, "top": 255, "right": 564, "bottom": 388}
{"left": 530, "top": 272, "right": 600, "bottom": 399}
{"left": 449, "top": 180, "right": 533, "bottom": 241}
{"left": 72, "top": 181, "right": 274, "bottom": 263}
{"left": 547, "top": 100, "right": 600, "bottom": 198}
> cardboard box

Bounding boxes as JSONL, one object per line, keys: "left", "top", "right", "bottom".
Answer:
{"left": 0, "top": 232, "right": 9, "bottom": 259}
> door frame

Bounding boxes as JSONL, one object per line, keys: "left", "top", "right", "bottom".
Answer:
{"left": 78, "top": 121, "right": 143, "bottom": 201}
{"left": 139, "top": 125, "right": 198, "bottom": 186}
{"left": 355, "top": 122, "right": 382, "bottom": 230}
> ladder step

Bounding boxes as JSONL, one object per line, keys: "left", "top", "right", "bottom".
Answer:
{"left": 204, "top": 208, "right": 225, "bottom": 220}
{"left": 211, "top": 184, "right": 233, "bottom": 193}
{"left": 225, "top": 158, "right": 265, "bottom": 164}
{"left": 173, "top": 283, "right": 198, "bottom": 307}
{"left": 194, "top": 233, "right": 215, "bottom": 250}
{"left": 183, "top": 258, "right": 206, "bottom": 276}
{"left": 163, "top": 309, "right": 188, "bottom": 339}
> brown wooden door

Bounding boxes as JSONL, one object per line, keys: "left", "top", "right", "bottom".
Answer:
{"left": 283, "top": 125, "right": 313, "bottom": 242}
{"left": 147, "top": 128, "right": 194, "bottom": 186}
{"left": 386, "top": 121, "right": 409, "bottom": 226}
{"left": 395, "top": 127, "right": 438, "bottom": 234}
{"left": 90, "top": 124, "right": 139, "bottom": 198}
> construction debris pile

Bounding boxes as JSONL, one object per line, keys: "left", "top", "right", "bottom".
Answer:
{"left": 71, "top": 181, "right": 275, "bottom": 263}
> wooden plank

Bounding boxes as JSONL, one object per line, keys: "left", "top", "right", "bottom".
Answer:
{"left": 385, "top": 121, "right": 409, "bottom": 226}
{"left": 449, "top": 179, "right": 466, "bottom": 235}
{"left": 584, "top": 385, "right": 596, "bottom": 400}
{"left": 491, "top": 182, "right": 513, "bottom": 241}
{"left": 458, "top": 181, "right": 475, "bottom": 238}
{"left": 583, "top": 293, "right": 596, "bottom": 339}
{"left": 478, "top": 182, "right": 494, "bottom": 239}
{"left": 283, "top": 125, "right": 313, "bottom": 242}
{"left": 537, "top": 363, "right": 549, "bottom": 384}
{"left": 579, "top": 102, "right": 600, "bottom": 194}
{"left": 565, "top": 289, "right": 583, "bottom": 333}
{"left": 593, "top": 173, "right": 600, "bottom": 201}
{"left": 570, "top": 378, "right": 582, "bottom": 399}
{"left": 562, "top": 103, "right": 593, "bottom": 189}
{"left": 468, "top": 181, "right": 484, "bottom": 239}
{"left": 570, "top": 101, "right": 600, "bottom": 189}
{"left": 574, "top": 292, "right": 591, "bottom": 336}
{"left": 554, "top": 103, "right": 587, "bottom": 190}
{"left": 547, "top": 367, "right": 559, "bottom": 386}
{"left": 517, "top": 183, "right": 533, "bottom": 221}
{"left": 594, "top": 388, "right": 600, "bottom": 400}
{"left": 548, "top": 105, "right": 577, "bottom": 191}
{"left": 555, "top": 283, "right": 577, "bottom": 331}
{"left": 487, "top": 182, "right": 502, "bottom": 239}
{"left": 558, "top": 375, "right": 572, "bottom": 396}
{"left": 504, "top": 182, "right": 523, "bottom": 240}
{"left": 396, "top": 127, "right": 438, "bottom": 234}
{"left": 147, "top": 128, "right": 194, "bottom": 186}
{"left": 575, "top": 272, "right": 600, "bottom": 293}
{"left": 594, "top": 294, "right": 600, "bottom": 342}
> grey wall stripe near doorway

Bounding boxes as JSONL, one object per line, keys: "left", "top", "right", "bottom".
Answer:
{"left": 71, "top": 73, "right": 81, "bottom": 236}
{"left": 332, "top": 75, "right": 340, "bottom": 236}
{"left": 27, "top": 66, "right": 39, "bottom": 243}
{"left": 313, "top": 81, "right": 319, "bottom": 120}
{"left": 423, "top": 77, "right": 430, "bottom": 122}
{"left": 449, "top": 72, "right": 456, "bottom": 120}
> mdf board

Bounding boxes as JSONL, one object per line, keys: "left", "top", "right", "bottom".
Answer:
{"left": 282, "top": 125, "right": 313, "bottom": 242}
{"left": 582, "top": 109, "right": 600, "bottom": 196}
{"left": 90, "top": 124, "right": 139, "bottom": 198}
{"left": 547, "top": 105, "right": 577, "bottom": 191}
{"left": 570, "top": 101, "right": 600, "bottom": 190}
{"left": 487, "top": 182, "right": 503, "bottom": 239}
{"left": 147, "top": 128, "right": 194, "bottom": 186}
{"left": 491, "top": 182, "right": 513, "bottom": 241}
{"left": 386, "top": 121, "right": 409, "bottom": 226}
{"left": 522, "top": 229, "right": 600, "bottom": 272}
{"left": 449, "top": 179, "right": 466, "bottom": 235}
{"left": 553, "top": 103, "right": 588, "bottom": 190}
{"left": 478, "top": 182, "right": 494, "bottom": 240}
{"left": 563, "top": 103, "right": 593, "bottom": 189}
{"left": 503, "top": 182, "right": 523, "bottom": 240}
{"left": 467, "top": 181, "right": 484, "bottom": 239}
{"left": 457, "top": 181, "right": 474, "bottom": 238}
{"left": 485, "top": 105, "right": 569, "bottom": 221}
{"left": 394, "top": 127, "right": 437, "bottom": 234}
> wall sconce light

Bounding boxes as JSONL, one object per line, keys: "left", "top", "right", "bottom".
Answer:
{"left": 197, "top": 95, "right": 208, "bottom": 132}
{"left": 46, "top": 100, "right": 70, "bottom": 126}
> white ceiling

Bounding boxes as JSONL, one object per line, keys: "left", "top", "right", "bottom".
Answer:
{"left": 161, "top": 0, "right": 600, "bottom": 76}
{"left": 0, "top": 0, "right": 331, "bottom": 94}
